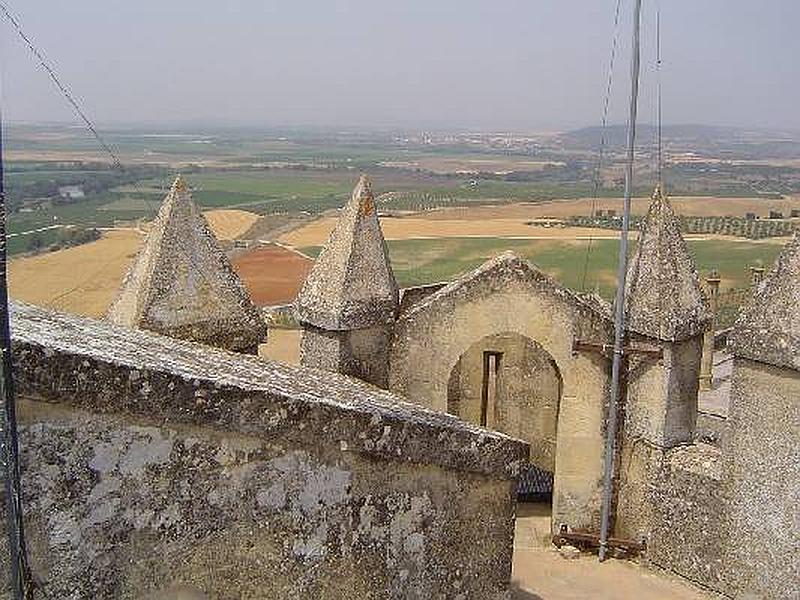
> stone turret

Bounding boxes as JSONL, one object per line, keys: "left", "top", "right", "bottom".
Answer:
{"left": 731, "top": 232, "right": 800, "bottom": 369}
{"left": 724, "top": 232, "right": 800, "bottom": 598}
{"left": 295, "top": 175, "right": 399, "bottom": 387}
{"left": 623, "top": 186, "right": 711, "bottom": 447}
{"left": 107, "top": 175, "right": 267, "bottom": 353}
{"left": 615, "top": 186, "right": 713, "bottom": 543}
{"left": 625, "top": 186, "right": 711, "bottom": 342}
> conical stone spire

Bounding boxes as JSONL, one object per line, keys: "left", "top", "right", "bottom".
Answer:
{"left": 295, "top": 175, "right": 399, "bottom": 330}
{"left": 623, "top": 186, "right": 711, "bottom": 341}
{"left": 107, "top": 175, "right": 267, "bottom": 352}
{"left": 730, "top": 232, "right": 800, "bottom": 370}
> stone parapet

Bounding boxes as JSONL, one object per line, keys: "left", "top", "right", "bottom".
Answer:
{"left": 2, "top": 301, "right": 528, "bottom": 599}
{"left": 11, "top": 301, "right": 528, "bottom": 480}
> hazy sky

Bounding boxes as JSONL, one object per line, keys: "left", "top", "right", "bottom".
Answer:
{"left": 0, "top": 0, "right": 798, "bottom": 131}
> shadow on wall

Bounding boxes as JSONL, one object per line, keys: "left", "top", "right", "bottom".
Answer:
{"left": 510, "top": 583, "right": 546, "bottom": 600}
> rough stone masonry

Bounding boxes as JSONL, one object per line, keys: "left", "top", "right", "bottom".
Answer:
{"left": 107, "top": 175, "right": 267, "bottom": 354}
{"left": 1, "top": 302, "right": 528, "bottom": 599}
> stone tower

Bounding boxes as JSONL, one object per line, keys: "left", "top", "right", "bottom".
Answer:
{"left": 724, "top": 232, "right": 799, "bottom": 599}
{"left": 616, "top": 186, "right": 712, "bottom": 541}
{"left": 295, "top": 175, "right": 399, "bottom": 387}
{"left": 623, "top": 186, "right": 712, "bottom": 447}
{"left": 625, "top": 187, "right": 712, "bottom": 448}
{"left": 107, "top": 175, "right": 267, "bottom": 353}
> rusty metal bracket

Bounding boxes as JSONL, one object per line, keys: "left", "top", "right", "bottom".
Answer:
{"left": 572, "top": 339, "right": 663, "bottom": 359}
{"left": 552, "top": 525, "right": 646, "bottom": 557}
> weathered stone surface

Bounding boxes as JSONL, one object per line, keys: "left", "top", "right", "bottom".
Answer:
{"left": 11, "top": 301, "right": 527, "bottom": 479}
{"left": 295, "top": 175, "right": 399, "bottom": 331}
{"left": 729, "top": 232, "right": 800, "bottom": 371}
{"left": 300, "top": 324, "right": 393, "bottom": 389}
{"left": 2, "top": 301, "right": 529, "bottom": 599}
{"left": 624, "top": 335, "right": 702, "bottom": 449}
{"left": 389, "top": 252, "right": 614, "bottom": 532}
{"left": 618, "top": 353, "right": 800, "bottom": 599}
{"left": 2, "top": 405, "right": 519, "bottom": 599}
{"left": 624, "top": 187, "right": 711, "bottom": 341}
{"left": 106, "top": 175, "right": 266, "bottom": 352}
{"left": 723, "top": 358, "right": 800, "bottom": 599}
{"left": 645, "top": 443, "right": 729, "bottom": 593}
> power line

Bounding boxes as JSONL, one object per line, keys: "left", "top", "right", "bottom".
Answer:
{"left": 0, "top": 2, "right": 123, "bottom": 170}
{"left": 0, "top": 3, "right": 222, "bottom": 310}
{"left": 580, "top": 0, "right": 624, "bottom": 292}
{"left": 656, "top": 0, "right": 664, "bottom": 187}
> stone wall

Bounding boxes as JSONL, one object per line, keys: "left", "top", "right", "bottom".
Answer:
{"left": 390, "top": 255, "right": 613, "bottom": 532}
{"left": 1, "top": 303, "right": 528, "bottom": 599}
{"left": 618, "top": 357, "right": 800, "bottom": 599}
{"left": 646, "top": 444, "right": 728, "bottom": 593}
{"left": 723, "top": 358, "right": 800, "bottom": 599}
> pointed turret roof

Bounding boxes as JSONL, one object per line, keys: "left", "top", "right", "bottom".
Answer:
{"left": 107, "top": 175, "right": 267, "bottom": 351}
{"left": 729, "top": 232, "right": 800, "bottom": 370}
{"left": 295, "top": 175, "right": 399, "bottom": 330}
{"left": 623, "top": 186, "right": 711, "bottom": 341}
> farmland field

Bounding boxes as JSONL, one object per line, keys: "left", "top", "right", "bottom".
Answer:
{"left": 8, "top": 229, "right": 143, "bottom": 318}
{"left": 301, "top": 237, "right": 784, "bottom": 297}
{"left": 4, "top": 122, "right": 799, "bottom": 322}
{"left": 7, "top": 211, "right": 273, "bottom": 316}
{"left": 281, "top": 195, "right": 800, "bottom": 247}
{"left": 231, "top": 244, "right": 313, "bottom": 305}
{"left": 203, "top": 209, "right": 261, "bottom": 240}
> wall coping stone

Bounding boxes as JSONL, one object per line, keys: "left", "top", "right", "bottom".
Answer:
{"left": 10, "top": 301, "right": 528, "bottom": 480}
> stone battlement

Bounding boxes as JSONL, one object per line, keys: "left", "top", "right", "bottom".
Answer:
{"left": 2, "top": 302, "right": 528, "bottom": 598}
{"left": 11, "top": 301, "right": 528, "bottom": 479}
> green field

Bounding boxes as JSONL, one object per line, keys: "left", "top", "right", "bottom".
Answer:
{"left": 302, "top": 237, "right": 783, "bottom": 297}
{"left": 7, "top": 167, "right": 623, "bottom": 243}
{"left": 5, "top": 122, "right": 799, "bottom": 261}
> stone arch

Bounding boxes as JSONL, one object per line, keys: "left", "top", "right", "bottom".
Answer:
{"left": 446, "top": 332, "right": 562, "bottom": 475}
{"left": 389, "top": 253, "right": 614, "bottom": 530}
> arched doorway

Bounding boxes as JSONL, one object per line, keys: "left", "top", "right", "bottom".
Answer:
{"left": 390, "top": 253, "right": 614, "bottom": 532}
{"left": 446, "top": 332, "right": 562, "bottom": 502}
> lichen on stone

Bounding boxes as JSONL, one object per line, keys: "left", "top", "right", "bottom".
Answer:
{"left": 295, "top": 175, "right": 399, "bottom": 331}
{"left": 106, "top": 175, "right": 267, "bottom": 352}
{"left": 623, "top": 186, "right": 712, "bottom": 341}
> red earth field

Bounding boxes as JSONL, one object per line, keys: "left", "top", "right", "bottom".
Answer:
{"left": 231, "top": 243, "right": 312, "bottom": 306}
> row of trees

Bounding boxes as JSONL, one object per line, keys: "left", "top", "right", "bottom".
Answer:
{"left": 26, "top": 227, "right": 102, "bottom": 255}
{"left": 566, "top": 214, "right": 798, "bottom": 239}
{"left": 7, "top": 165, "right": 167, "bottom": 211}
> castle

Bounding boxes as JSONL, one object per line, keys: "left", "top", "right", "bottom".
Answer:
{"left": 295, "top": 175, "right": 797, "bottom": 598}
{"left": 1, "top": 175, "right": 797, "bottom": 598}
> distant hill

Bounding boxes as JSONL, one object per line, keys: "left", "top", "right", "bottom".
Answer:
{"left": 557, "top": 124, "right": 800, "bottom": 159}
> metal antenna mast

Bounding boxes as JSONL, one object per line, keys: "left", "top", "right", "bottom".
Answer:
{"left": 598, "top": 0, "right": 643, "bottom": 562}
{"left": 0, "top": 116, "right": 32, "bottom": 598}
{"left": 656, "top": 0, "right": 663, "bottom": 187}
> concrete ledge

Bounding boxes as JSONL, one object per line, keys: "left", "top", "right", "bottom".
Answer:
{"left": 10, "top": 302, "right": 528, "bottom": 480}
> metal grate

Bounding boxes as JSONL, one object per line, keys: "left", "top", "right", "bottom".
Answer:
{"left": 517, "top": 464, "right": 554, "bottom": 498}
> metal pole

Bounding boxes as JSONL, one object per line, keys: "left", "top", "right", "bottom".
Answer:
{"left": 0, "top": 111, "right": 30, "bottom": 596}
{"left": 599, "top": 0, "right": 643, "bottom": 562}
